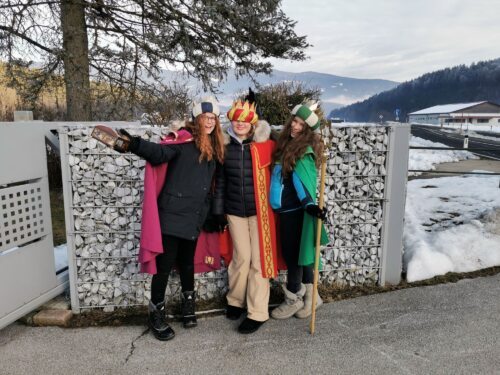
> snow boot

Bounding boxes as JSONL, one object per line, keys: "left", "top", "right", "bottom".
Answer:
{"left": 181, "top": 291, "right": 197, "bottom": 328}
{"left": 271, "top": 284, "right": 306, "bottom": 319}
{"left": 148, "top": 300, "right": 175, "bottom": 341}
{"left": 295, "top": 283, "right": 323, "bottom": 319}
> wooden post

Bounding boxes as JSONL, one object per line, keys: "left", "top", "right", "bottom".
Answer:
{"left": 309, "top": 150, "right": 327, "bottom": 335}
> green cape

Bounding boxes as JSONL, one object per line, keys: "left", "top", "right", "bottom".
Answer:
{"left": 294, "top": 147, "right": 329, "bottom": 267}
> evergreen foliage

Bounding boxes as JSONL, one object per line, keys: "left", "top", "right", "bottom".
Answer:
{"left": 0, "top": 0, "right": 309, "bottom": 120}
{"left": 250, "top": 82, "right": 323, "bottom": 125}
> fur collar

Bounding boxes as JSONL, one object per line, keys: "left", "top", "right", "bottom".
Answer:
{"left": 223, "top": 120, "right": 271, "bottom": 145}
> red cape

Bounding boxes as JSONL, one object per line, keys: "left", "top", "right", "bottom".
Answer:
{"left": 251, "top": 140, "right": 286, "bottom": 277}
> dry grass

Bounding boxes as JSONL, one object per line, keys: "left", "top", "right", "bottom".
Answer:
{"left": 0, "top": 63, "right": 66, "bottom": 120}
{"left": 0, "top": 82, "right": 17, "bottom": 120}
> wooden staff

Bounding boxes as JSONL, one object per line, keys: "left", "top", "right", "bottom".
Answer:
{"left": 309, "top": 147, "right": 328, "bottom": 335}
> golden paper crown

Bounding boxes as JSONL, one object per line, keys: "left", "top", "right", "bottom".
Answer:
{"left": 226, "top": 100, "right": 258, "bottom": 125}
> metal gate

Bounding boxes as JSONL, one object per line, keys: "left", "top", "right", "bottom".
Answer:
{"left": 0, "top": 122, "right": 68, "bottom": 330}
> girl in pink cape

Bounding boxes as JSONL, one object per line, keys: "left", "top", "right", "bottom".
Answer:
{"left": 109, "top": 98, "right": 225, "bottom": 341}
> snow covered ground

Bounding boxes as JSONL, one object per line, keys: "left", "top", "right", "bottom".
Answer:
{"left": 404, "top": 135, "right": 500, "bottom": 281}
{"left": 442, "top": 123, "right": 500, "bottom": 133}
{"left": 54, "top": 244, "right": 68, "bottom": 272}
{"left": 404, "top": 175, "right": 500, "bottom": 282}
{"left": 408, "top": 136, "right": 478, "bottom": 175}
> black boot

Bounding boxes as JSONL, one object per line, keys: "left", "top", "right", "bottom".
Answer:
{"left": 226, "top": 305, "right": 246, "bottom": 320}
{"left": 181, "top": 291, "right": 197, "bottom": 328}
{"left": 148, "top": 301, "right": 175, "bottom": 341}
{"left": 238, "top": 318, "right": 266, "bottom": 334}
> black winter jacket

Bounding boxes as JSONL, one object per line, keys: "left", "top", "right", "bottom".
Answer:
{"left": 213, "top": 121, "right": 272, "bottom": 218}
{"left": 129, "top": 131, "right": 216, "bottom": 240}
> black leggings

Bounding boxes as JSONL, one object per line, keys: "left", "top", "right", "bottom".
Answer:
{"left": 279, "top": 209, "right": 313, "bottom": 293}
{"left": 150, "top": 234, "right": 197, "bottom": 304}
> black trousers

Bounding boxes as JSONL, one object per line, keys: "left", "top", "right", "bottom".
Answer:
{"left": 279, "top": 209, "right": 313, "bottom": 293}
{"left": 150, "top": 234, "right": 197, "bottom": 304}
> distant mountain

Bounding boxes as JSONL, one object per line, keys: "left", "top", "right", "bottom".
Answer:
{"left": 159, "top": 69, "right": 398, "bottom": 115}
{"left": 329, "top": 58, "right": 500, "bottom": 122}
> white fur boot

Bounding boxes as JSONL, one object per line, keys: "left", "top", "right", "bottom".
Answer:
{"left": 295, "top": 283, "right": 323, "bottom": 319}
{"left": 271, "top": 284, "right": 306, "bottom": 319}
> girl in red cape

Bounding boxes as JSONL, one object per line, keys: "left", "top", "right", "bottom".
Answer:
{"left": 213, "top": 92, "right": 282, "bottom": 334}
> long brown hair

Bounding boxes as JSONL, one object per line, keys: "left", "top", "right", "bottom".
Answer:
{"left": 186, "top": 116, "right": 225, "bottom": 163}
{"left": 272, "top": 116, "right": 323, "bottom": 176}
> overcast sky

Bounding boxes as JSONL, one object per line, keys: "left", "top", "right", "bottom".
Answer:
{"left": 271, "top": 0, "right": 500, "bottom": 82}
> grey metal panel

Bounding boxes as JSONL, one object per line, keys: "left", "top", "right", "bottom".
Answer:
{"left": 0, "top": 121, "right": 61, "bottom": 329}
{"left": 0, "top": 237, "right": 57, "bottom": 318}
{"left": 0, "top": 123, "right": 49, "bottom": 185}
{"left": 0, "top": 270, "right": 68, "bottom": 330}
{"left": 0, "top": 179, "right": 53, "bottom": 253}
{"left": 379, "top": 123, "right": 410, "bottom": 285}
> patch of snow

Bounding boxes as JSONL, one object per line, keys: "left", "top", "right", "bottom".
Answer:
{"left": 403, "top": 175, "right": 500, "bottom": 282}
{"left": 408, "top": 136, "right": 478, "bottom": 175}
{"left": 54, "top": 244, "right": 68, "bottom": 272}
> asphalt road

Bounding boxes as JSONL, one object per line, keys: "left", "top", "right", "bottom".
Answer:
{"left": 411, "top": 125, "right": 500, "bottom": 160}
{"left": 475, "top": 130, "right": 500, "bottom": 140}
{"left": 1, "top": 274, "right": 499, "bottom": 375}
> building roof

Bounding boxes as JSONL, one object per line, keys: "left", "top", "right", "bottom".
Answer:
{"left": 409, "top": 102, "right": 488, "bottom": 115}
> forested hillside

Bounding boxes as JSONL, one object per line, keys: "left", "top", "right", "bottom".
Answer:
{"left": 329, "top": 58, "right": 500, "bottom": 122}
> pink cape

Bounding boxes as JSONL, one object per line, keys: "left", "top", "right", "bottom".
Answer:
{"left": 137, "top": 129, "right": 221, "bottom": 274}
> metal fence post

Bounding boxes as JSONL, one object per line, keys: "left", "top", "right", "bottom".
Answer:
{"left": 379, "top": 123, "right": 410, "bottom": 285}
{"left": 58, "top": 128, "right": 80, "bottom": 313}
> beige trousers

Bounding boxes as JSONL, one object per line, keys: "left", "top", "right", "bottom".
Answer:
{"left": 226, "top": 214, "right": 270, "bottom": 321}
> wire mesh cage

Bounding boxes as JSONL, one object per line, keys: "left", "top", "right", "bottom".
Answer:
{"left": 60, "top": 123, "right": 409, "bottom": 312}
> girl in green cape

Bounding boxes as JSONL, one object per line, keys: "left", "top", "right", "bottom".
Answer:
{"left": 269, "top": 102, "right": 329, "bottom": 319}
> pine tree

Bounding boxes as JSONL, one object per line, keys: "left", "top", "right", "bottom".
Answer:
{"left": 0, "top": 0, "right": 309, "bottom": 120}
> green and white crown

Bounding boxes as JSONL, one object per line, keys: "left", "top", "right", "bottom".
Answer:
{"left": 291, "top": 101, "right": 321, "bottom": 130}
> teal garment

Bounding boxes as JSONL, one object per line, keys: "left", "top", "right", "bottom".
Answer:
{"left": 293, "top": 147, "right": 329, "bottom": 268}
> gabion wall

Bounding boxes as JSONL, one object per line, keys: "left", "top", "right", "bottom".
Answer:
{"left": 321, "top": 125, "right": 388, "bottom": 286}
{"left": 61, "top": 124, "right": 393, "bottom": 311}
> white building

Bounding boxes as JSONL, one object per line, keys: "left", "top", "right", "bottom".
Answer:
{"left": 409, "top": 101, "right": 500, "bottom": 126}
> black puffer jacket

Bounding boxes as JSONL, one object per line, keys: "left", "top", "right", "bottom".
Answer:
{"left": 213, "top": 121, "right": 272, "bottom": 218}
{"left": 129, "top": 130, "right": 216, "bottom": 240}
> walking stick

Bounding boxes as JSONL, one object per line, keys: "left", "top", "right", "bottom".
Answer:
{"left": 309, "top": 147, "right": 327, "bottom": 335}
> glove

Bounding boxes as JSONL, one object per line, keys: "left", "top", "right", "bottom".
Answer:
{"left": 305, "top": 204, "right": 327, "bottom": 221}
{"left": 214, "top": 214, "right": 228, "bottom": 232}
{"left": 114, "top": 129, "right": 133, "bottom": 153}
{"left": 202, "top": 214, "right": 227, "bottom": 233}
{"left": 91, "top": 125, "right": 131, "bottom": 153}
